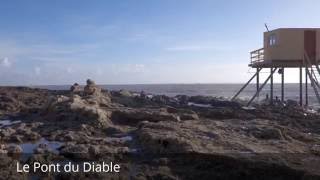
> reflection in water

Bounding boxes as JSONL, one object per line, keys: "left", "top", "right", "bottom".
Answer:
{"left": 0, "top": 120, "right": 21, "bottom": 128}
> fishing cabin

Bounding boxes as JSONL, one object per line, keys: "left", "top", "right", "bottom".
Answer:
{"left": 233, "top": 28, "right": 320, "bottom": 106}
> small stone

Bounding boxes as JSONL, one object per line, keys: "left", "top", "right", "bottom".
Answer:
{"left": 119, "top": 89, "right": 133, "bottom": 97}
{"left": 70, "top": 83, "right": 81, "bottom": 93}
{"left": 7, "top": 145, "right": 23, "bottom": 154}
{"left": 88, "top": 145, "right": 100, "bottom": 155}
{"left": 86, "top": 79, "right": 95, "bottom": 86}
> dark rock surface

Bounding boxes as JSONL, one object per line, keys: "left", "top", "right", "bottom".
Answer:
{"left": 0, "top": 81, "right": 320, "bottom": 179}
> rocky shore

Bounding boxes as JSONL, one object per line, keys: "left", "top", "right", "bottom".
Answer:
{"left": 1, "top": 80, "right": 320, "bottom": 179}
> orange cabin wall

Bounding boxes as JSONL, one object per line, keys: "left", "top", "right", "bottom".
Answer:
{"left": 263, "top": 28, "right": 320, "bottom": 62}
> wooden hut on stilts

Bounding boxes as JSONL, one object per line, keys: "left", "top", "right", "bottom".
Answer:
{"left": 233, "top": 28, "right": 320, "bottom": 106}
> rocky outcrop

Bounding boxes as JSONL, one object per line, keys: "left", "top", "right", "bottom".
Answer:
{"left": 0, "top": 87, "right": 50, "bottom": 114}
{"left": 111, "top": 108, "right": 180, "bottom": 125}
{"left": 151, "top": 95, "right": 172, "bottom": 104}
{"left": 44, "top": 94, "right": 113, "bottom": 129}
{"left": 70, "top": 83, "right": 81, "bottom": 93}
{"left": 165, "top": 107, "right": 199, "bottom": 120}
{"left": 137, "top": 118, "right": 320, "bottom": 176}
{"left": 118, "top": 89, "right": 133, "bottom": 97}
{"left": 6, "top": 144, "right": 23, "bottom": 154}
{"left": 0, "top": 84, "right": 320, "bottom": 179}
{"left": 146, "top": 119, "right": 299, "bottom": 151}
{"left": 0, "top": 155, "right": 27, "bottom": 179}
{"left": 0, "top": 122, "right": 41, "bottom": 143}
{"left": 34, "top": 79, "right": 114, "bottom": 130}
{"left": 84, "top": 79, "right": 101, "bottom": 96}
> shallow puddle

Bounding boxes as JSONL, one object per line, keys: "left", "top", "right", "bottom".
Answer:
{"left": 188, "top": 102, "right": 212, "bottom": 108}
{"left": 119, "top": 135, "right": 133, "bottom": 142}
{"left": 18, "top": 138, "right": 63, "bottom": 154}
{"left": 8, "top": 138, "right": 63, "bottom": 162}
{"left": 106, "top": 135, "right": 134, "bottom": 143}
{"left": 0, "top": 119, "right": 21, "bottom": 128}
{"left": 242, "top": 106, "right": 256, "bottom": 110}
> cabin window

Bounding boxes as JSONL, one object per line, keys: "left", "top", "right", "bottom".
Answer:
{"left": 269, "top": 34, "right": 277, "bottom": 46}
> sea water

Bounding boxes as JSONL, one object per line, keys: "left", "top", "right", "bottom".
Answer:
{"left": 36, "top": 83, "right": 319, "bottom": 108}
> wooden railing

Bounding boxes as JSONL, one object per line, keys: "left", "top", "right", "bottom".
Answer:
{"left": 250, "top": 48, "right": 264, "bottom": 64}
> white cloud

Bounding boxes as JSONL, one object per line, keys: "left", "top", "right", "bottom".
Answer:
{"left": 66, "top": 67, "right": 75, "bottom": 74}
{"left": 124, "top": 32, "right": 150, "bottom": 42}
{"left": 165, "top": 41, "right": 237, "bottom": 52}
{"left": 96, "top": 67, "right": 103, "bottom": 76}
{"left": 166, "top": 45, "right": 217, "bottom": 52}
{"left": 34, "top": 67, "right": 41, "bottom": 75}
{"left": 0, "top": 40, "right": 99, "bottom": 63}
{"left": 0, "top": 57, "right": 11, "bottom": 67}
{"left": 111, "top": 63, "right": 146, "bottom": 74}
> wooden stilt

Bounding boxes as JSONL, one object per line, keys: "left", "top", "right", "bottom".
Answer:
{"left": 232, "top": 68, "right": 262, "bottom": 101}
{"left": 281, "top": 67, "right": 284, "bottom": 102}
{"left": 257, "top": 68, "right": 260, "bottom": 97}
{"left": 247, "top": 68, "right": 277, "bottom": 106}
{"left": 299, "top": 66, "right": 303, "bottom": 106}
{"left": 270, "top": 67, "right": 274, "bottom": 105}
{"left": 305, "top": 67, "right": 308, "bottom": 106}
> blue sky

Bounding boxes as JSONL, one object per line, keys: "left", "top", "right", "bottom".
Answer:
{"left": 0, "top": 0, "right": 319, "bottom": 85}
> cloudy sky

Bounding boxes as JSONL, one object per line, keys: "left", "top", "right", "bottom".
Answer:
{"left": 0, "top": 0, "right": 319, "bottom": 85}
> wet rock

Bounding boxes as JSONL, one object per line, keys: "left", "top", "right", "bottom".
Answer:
{"left": 0, "top": 127, "right": 16, "bottom": 138}
{"left": 26, "top": 153, "right": 59, "bottom": 168}
{"left": 7, "top": 145, "right": 23, "bottom": 154}
{"left": 140, "top": 91, "right": 147, "bottom": 99}
{"left": 0, "top": 87, "right": 50, "bottom": 114}
{"left": 286, "top": 100, "right": 299, "bottom": 107}
{"left": 179, "top": 112, "right": 199, "bottom": 121}
{"left": 60, "top": 144, "right": 90, "bottom": 159}
{"left": 175, "top": 95, "right": 189, "bottom": 105}
{"left": 43, "top": 93, "right": 113, "bottom": 129}
{"left": 87, "top": 79, "right": 95, "bottom": 85}
{"left": 10, "top": 135, "right": 23, "bottom": 143}
{"left": 250, "top": 127, "right": 284, "bottom": 140}
{"left": 0, "top": 96, "right": 20, "bottom": 112}
{"left": 64, "top": 132, "right": 76, "bottom": 141}
{"left": 1, "top": 86, "right": 320, "bottom": 178}
{"left": 88, "top": 145, "right": 100, "bottom": 156}
{"left": 70, "top": 83, "right": 81, "bottom": 93}
{"left": 189, "top": 96, "right": 214, "bottom": 104}
{"left": 311, "top": 145, "right": 320, "bottom": 156}
{"left": 0, "top": 156, "right": 27, "bottom": 179}
{"left": 76, "top": 80, "right": 112, "bottom": 107}
{"left": 131, "top": 174, "right": 147, "bottom": 180}
{"left": 138, "top": 121, "right": 196, "bottom": 153}
{"left": 166, "top": 106, "right": 178, "bottom": 113}
{"left": 164, "top": 107, "right": 199, "bottom": 120}
{"left": 15, "top": 127, "right": 42, "bottom": 141}
{"left": 69, "top": 95, "right": 112, "bottom": 127}
{"left": 118, "top": 89, "right": 133, "bottom": 97}
{"left": 112, "top": 109, "right": 180, "bottom": 125}
{"left": 151, "top": 95, "right": 171, "bottom": 104}
{"left": 84, "top": 79, "right": 101, "bottom": 96}
{"left": 33, "top": 143, "right": 57, "bottom": 154}
{"left": 199, "top": 107, "right": 255, "bottom": 120}
{"left": 211, "top": 99, "right": 241, "bottom": 108}
{"left": 27, "top": 131, "right": 41, "bottom": 141}
{"left": 0, "top": 144, "right": 7, "bottom": 153}
{"left": 188, "top": 96, "right": 241, "bottom": 108}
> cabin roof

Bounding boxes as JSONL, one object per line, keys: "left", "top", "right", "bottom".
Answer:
{"left": 266, "top": 28, "right": 320, "bottom": 33}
